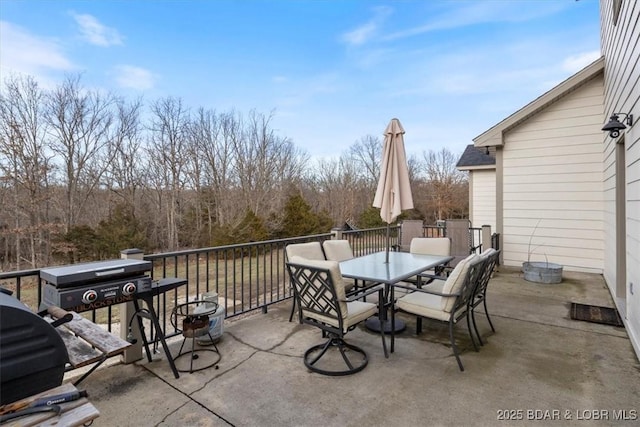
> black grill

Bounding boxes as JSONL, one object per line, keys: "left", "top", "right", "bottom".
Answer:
{"left": 0, "top": 291, "right": 69, "bottom": 405}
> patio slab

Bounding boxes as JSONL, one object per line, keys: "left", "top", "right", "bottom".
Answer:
{"left": 74, "top": 267, "right": 639, "bottom": 426}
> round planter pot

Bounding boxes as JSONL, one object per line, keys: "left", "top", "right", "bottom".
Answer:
{"left": 522, "top": 261, "right": 563, "bottom": 284}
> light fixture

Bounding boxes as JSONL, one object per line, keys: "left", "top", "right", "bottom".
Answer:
{"left": 602, "top": 113, "right": 633, "bottom": 138}
{"left": 485, "top": 146, "right": 490, "bottom": 155}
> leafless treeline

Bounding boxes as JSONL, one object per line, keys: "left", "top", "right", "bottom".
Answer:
{"left": 0, "top": 74, "right": 467, "bottom": 270}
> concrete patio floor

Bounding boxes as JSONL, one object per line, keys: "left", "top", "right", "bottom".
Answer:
{"left": 76, "top": 266, "right": 639, "bottom": 426}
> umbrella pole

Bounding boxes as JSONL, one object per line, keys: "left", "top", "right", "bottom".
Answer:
{"left": 385, "top": 223, "right": 390, "bottom": 263}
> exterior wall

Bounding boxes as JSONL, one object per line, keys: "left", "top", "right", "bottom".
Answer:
{"left": 471, "top": 169, "right": 496, "bottom": 230}
{"left": 501, "top": 76, "right": 605, "bottom": 273}
{"left": 601, "top": 0, "right": 640, "bottom": 358}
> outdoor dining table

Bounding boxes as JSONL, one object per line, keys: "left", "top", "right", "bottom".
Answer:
{"left": 339, "top": 251, "right": 454, "bottom": 333}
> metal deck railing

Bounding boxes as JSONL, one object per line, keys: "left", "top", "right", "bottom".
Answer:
{"left": 0, "top": 223, "right": 495, "bottom": 344}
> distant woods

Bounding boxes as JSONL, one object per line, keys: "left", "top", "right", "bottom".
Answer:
{"left": 0, "top": 73, "right": 468, "bottom": 269}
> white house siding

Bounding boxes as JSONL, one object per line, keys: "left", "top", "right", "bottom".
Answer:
{"left": 501, "top": 76, "right": 605, "bottom": 273}
{"left": 601, "top": 0, "right": 640, "bottom": 358}
{"left": 471, "top": 169, "right": 496, "bottom": 230}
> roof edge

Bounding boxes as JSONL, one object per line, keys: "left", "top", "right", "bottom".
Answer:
{"left": 457, "top": 164, "right": 496, "bottom": 171}
{"left": 473, "top": 56, "right": 604, "bottom": 147}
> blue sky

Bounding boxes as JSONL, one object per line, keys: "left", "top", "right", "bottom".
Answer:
{"left": 0, "top": 0, "right": 600, "bottom": 160}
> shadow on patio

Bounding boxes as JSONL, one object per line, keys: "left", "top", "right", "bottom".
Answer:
{"left": 77, "top": 267, "right": 639, "bottom": 426}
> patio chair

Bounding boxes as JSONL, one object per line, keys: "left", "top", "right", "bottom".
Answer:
{"left": 322, "top": 239, "right": 354, "bottom": 262}
{"left": 285, "top": 242, "right": 328, "bottom": 322}
{"left": 285, "top": 241, "right": 326, "bottom": 261}
{"left": 322, "top": 239, "right": 360, "bottom": 294}
{"left": 394, "top": 219, "right": 424, "bottom": 252}
{"left": 286, "top": 257, "right": 388, "bottom": 376}
{"left": 408, "top": 237, "right": 452, "bottom": 285}
{"left": 445, "top": 219, "right": 473, "bottom": 267}
{"left": 390, "top": 253, "right": 484, "bottom": 371}
{"left": 469, "top": 248, "right": 501, "bottom": 346}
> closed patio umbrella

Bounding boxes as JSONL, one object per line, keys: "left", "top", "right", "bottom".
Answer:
{"left": 373, "top": 118, "right": 414, "bottom": 263}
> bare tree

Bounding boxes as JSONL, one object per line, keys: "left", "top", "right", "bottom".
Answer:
{"left": 311, "top": 155, "right": 370, "bottom": 225}
{"left": 189, "top": 108, "right": 235, "bottom": 233}
{"left": 233, "top": 110, "right": 305, "bottom": 222}
{"left": 349, "top": 135, "right": 381, "bottom": 188}
{"left": 420, "top": 148, "right": 467, "bottom": 221}
{"left": 0, "top": 74, "right": 54, "bottom": 268}
{"left": 103, "top": 97, "right": 144, "bottom": 217}
{"left": 147, "top": 96, "right": 190, "bottom": 250}
{"left": 45, "top": 75, "right": 117, "bottom": 233}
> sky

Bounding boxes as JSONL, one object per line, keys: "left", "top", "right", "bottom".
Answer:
{"left": 0, "top": 0, "right": 601, "bottom": 160}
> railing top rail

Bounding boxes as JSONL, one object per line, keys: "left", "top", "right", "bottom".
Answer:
{"left": 143, "top": 233, "right": 333, "bottom": 260}
{"left": 342, "top": 226, "right": 392, "bottom": 234}
{"left": 0, "top": 268, "right": 40, "bottom": 280}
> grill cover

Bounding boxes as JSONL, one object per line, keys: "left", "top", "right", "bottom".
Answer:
{"left": 0, "top": 292, "right": 69, "bottom": 405}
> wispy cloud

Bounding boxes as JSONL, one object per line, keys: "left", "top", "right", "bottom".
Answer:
{"left": 384, "top": 1, "right": 568, "bottom": 41}
{"left": 341, "top": 6, "right": 392, "bottom": 46}
{"left": 112, "top": 65, "right": 157, "bottom": 90}
{"left": 70, "top": 12, "right": 123, "bottom": 47}
{"left": 0, "top": 21, "right": 74, "bottom": 85}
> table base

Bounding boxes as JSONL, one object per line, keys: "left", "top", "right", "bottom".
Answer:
{"left": 365, "top": 317, "right": 406, "bottom": 334}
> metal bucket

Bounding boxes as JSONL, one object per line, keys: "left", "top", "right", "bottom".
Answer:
{"left": 523, "top": 262, "right": 563, "bottom": 284}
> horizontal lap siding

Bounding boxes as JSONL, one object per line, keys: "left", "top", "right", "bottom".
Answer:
{"left": 601, "top": 0, "right": 640, "bottom": 353}
{"left": 502, "top": 77, "right": 604, "bottom": 272}
{"left": 472, "top": 170, "right": 496, "bottom": 230}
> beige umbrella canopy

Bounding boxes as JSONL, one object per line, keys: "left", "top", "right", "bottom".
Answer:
{"left": 373, "top": 118, "right": 414, "bottom": 262}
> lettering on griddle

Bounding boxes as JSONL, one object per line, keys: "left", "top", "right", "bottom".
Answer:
{"left": 74, "top": 295, "right": 133, "bottom": 312}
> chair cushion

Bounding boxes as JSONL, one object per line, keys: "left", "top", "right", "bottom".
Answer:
{"left": 440, "top": 253, "right": 478, "bottom": 312}
{"left": 322, "top": 240, "right": 354, "bottom": 262}
{"left": 285, "top": 242, "right": 325, "bottom": 261}
{"left": 422, "top": 278, "right": 446, "bottom": 293}
{"left": 396, "top": 292, "right": 449, "bottom": 322}
{"left": 343, "top": 301, "right": 377, "bottom": 330}
{"left": 410, "top": 237, "right": 451, "bottom": 257}
{"left": 301, "top": 300, "right": 376, "bottom": 332}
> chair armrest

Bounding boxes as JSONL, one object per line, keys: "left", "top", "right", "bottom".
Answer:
{"left": 391, "top": 282, "right": 460, "bottom": 298}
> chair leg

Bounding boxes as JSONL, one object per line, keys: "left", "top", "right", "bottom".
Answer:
{"left": 416, "top": 317, "right": 423, "bottom": 335}
{"left": 288, "top": 297, "right": 296, "bottom": 322}
{"left": 483, "top": 298, "right": 496, "bottom": 332}
{"left": 306, "top": 338, "right": 333, "bottom": 366}
{"left": 471, "top": 307, "right": 484, "bottom": 346}
{"left": 304, "top": 336, "right": 368, "bottom": 376}
{"left": 449, "top": 319, "right": 464, "bottom": 372}
{"left": 466, "top": 310, "right": 479, "bottom": 351}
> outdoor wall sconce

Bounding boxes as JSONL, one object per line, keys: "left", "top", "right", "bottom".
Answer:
{"left": 602, "top": 113, "right": 633, "bottom": 138}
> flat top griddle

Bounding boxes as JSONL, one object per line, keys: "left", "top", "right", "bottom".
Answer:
{"left": 40, "top": 259, "right": 152, "bottom": 287}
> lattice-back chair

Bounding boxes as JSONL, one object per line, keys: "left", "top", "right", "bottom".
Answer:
{"left": 286, "top": 257, "right": 388, "bottom": 376}
{"left": 469, "top": 248, "right": 501, "bottom": 346}
{"left": 390, "top": 254, "right": 485, "bottom": 371}
{"left": 285, "top": 242, "right": 327, "bottom": 322}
